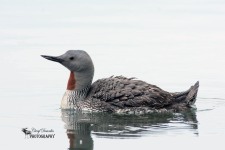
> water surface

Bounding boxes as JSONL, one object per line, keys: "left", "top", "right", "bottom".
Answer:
{"left": 0, "top": 0, "right": 225, "bottom": 150}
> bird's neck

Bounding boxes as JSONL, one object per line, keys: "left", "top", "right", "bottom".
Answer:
{"left": 67, "top": 72, "right": 76, "bottom": 90}
{"left": 61, "top": 71, "right": 93, "bottom": 109}
{"left": 66, "top": 71, "right": 93, "bottom": 91}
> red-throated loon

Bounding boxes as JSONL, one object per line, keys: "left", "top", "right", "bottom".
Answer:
{"left": 41, "top": 50, "right": 199, "bottom": 114}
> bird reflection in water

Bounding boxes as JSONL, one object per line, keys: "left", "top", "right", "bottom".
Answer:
{"left": 61, "top": 109, "right": 198, "bottom": 150}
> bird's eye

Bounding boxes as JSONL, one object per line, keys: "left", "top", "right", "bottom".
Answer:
{"left": 69, "top": 57, "right": 74, "bottom": 60}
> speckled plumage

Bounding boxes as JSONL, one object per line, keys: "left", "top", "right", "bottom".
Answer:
{"left": 84, "top": 76, "right": 199, "bottom": 113}
{"left": 41, "top": 50, "right": 199, "bottom": 114}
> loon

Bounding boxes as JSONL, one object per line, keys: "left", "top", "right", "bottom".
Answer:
{"left": 41, "top": 50, "right": 199, "bottom": 114}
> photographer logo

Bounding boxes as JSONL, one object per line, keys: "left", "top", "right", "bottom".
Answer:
{"left": 21, "top": 127, "right": 55, "bottom": 139}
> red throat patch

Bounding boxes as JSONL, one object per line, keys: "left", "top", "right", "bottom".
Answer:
{"left": 67, "top": 72, "right": 76, "bottom": 90}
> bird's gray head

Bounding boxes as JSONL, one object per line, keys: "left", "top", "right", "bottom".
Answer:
{"left": 41, "top": 50, "right": 94, "bottom": 90}
{"left": 41, "top": 50, "right": 94, "bottom": 72}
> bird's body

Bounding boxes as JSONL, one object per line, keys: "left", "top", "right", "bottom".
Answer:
{"left": 42, "top": 50, "right": 199, "bottom": 114}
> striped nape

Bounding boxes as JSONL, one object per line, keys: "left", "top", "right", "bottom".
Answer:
{"left": 62, "top": 86, "right": 90, "bottom": 110}
{"left": 71, "top": 86, "right": 90, "bottom": 97}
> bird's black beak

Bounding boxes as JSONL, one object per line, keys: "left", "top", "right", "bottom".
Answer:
{"left": 41, "top": 55, "right": 64, "bottom": 63}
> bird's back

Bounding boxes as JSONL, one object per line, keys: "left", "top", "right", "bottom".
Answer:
{"left": 86, "top": 76, "right": 194, "bottom": 113}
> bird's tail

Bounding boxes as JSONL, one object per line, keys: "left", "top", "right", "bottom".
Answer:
{"left": 174, "top": 81, "right": 199, "bottom": 105}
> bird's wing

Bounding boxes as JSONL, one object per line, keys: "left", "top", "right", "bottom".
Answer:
{"left": 88, "top": 76, "right": 174, "bottom": 109}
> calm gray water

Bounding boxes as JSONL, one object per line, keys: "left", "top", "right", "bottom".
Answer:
{"left": 1, "top": 0, "right": 225, "bottom": 150}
